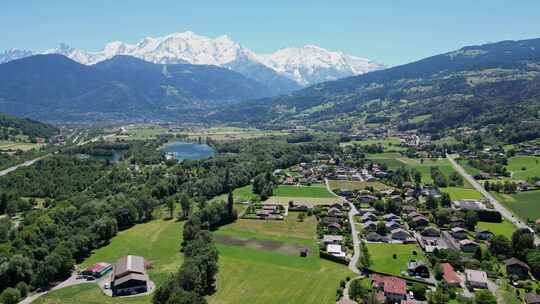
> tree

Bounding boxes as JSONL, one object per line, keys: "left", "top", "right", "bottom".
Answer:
{"left": 512, "top": 228, "right": 535, "bottom": 259}
{"left": 413, "top": 170, "right": 422, "bottom": 184}
{"left": 440, "top": 192, "right": 451, "bottom": 208}
{"left": 473, "top": 246, "right": 483, "bottom": 261}
{"left": 15, "top": 281, "right": 29, "bottom": 298}
{"left": 489, "top": 235, "right": 511, "bottom": 258}
{"left": 526, "top": 248, "right": 540, "bottom": 278}
{"left": 427, "top": 285, "right": 449, "bottom": 304}
{"left": 349, "top": 279, "right": 367, "bottom": 301}
{"left": 474, "top": 290, "right": 496, "bottom": 304}
{"left": 179, "top": 193, "right": 191, "bottom": 219}
{"left": 227, "top": 191, "right": 234, "bottom": 218}
{"left": 465, "top": 210, "right": 478, "bottom": 231}
{"left": 433, "top": 263, "right": 443, "bottom": 281}
{"left": 166, "top": 197, "right": 175, "bottom": 219}
{"left": 166, "top": 289, "right": 206, "bottom": 304}
{"left": 376, "top": 221, "right": 388, "bottom": 235}
{"left": 411, "top": 283, "right": 427, "bottom": 300}
{"left": 0, "top": 288, "right": 20, "bottom": 304}
{"left": 426, "top": 195, "right": 438, "bottom": 210}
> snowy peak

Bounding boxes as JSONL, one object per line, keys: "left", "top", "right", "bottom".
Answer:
{"left": 259, "top": 45, "right": 385, "bottom": 85}
{"left": 0, "top": 31, "right": 384, "bottom": 87}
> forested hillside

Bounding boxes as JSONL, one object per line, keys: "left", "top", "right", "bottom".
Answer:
{"left": 0, "top": 113, "right": 58, "bottom": 140}
{"left": 0, "top": 55, "right": 273, "bottom": 122}
{"left": 211, "top": 38, "right": 540, "bottom": 143}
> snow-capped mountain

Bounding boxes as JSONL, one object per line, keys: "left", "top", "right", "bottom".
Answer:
{"left": 0, "top": 31, "right": 385, "bottom": 90}
{"left": 258, "top": 45, "right": 385, "bottom": 85}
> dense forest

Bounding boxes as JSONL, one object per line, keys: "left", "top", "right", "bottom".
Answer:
{"left": 0, "top": 113, "right": 58, "bottom": 139}
{"left": 0, "top": 135, "right": 339, "bottom": 299}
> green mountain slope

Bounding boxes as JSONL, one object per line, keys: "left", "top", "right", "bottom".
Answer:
{"left": 0, "top": 112, "right": 58, "bottom": 140}
{"left": 211, "top": 38, "right": 540, "bottom": 142}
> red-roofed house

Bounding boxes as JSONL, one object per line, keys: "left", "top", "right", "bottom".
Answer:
{"left": 81, "top": 262, "right": 112, "bottom": 278}
{"left": 383, "top": 276, "right": 407, "bottom": 303}
{"left": 441, "top": 263, "right": 461, "bottom": 286}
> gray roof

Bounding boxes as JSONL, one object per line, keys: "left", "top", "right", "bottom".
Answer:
{"left": 322, "top": 235, "right": 343, "bottom": 243}
{"left": 113, "top": 255, "right": 146, "bottom": 280}
{"left": 113, "top": 273, "right": 148, "bottom": 287}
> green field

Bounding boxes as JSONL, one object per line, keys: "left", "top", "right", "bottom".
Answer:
{"left": 328, "top": 180, "right": 390, "bottom": 191}
{"left": 492, "top": 190, "right": 540, "bottom": 222}
{"left": 476, "top": 220, "right": 516, "bottom": 239}
{"left": 124, "top": 126, "right": 169, "bottom": 140}
{"left": 209, "top": 217, "right": 351, "bottom": 304}
{"left": 440, "top": 187, "right": 483, "bottom": 200}
{"left": 210, "top": 185, "right": 259, "bottom": 204}
{"left": 273, "top": 185, "right": 335, "bottom": 198}
{"left": 36, "top": 209, "right": 184, "bottom": 304}
{"left": 506, "top": 156, "right": 540, "bottom": 180}
{"left": 366, "top": 243, "right": 426, "bottom": 276}
{"left": 342, "top": 137, "right": 406, "bottom": 151}
{"left": 0, "top": 140, "right": 41, "bottom": 151}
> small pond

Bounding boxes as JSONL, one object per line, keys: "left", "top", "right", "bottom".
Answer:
{"left": 162, "top": 141, "right": 215, "bottom": 160}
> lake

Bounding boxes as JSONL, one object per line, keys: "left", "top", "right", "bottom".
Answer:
{"left": 162, "top": 141, "right": 215, "bottom": 160}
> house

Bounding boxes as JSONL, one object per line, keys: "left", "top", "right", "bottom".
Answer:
{"left": 475, "top": 229, "right": 494, "bottom": 241}
{"left": 465, "top": 269, "right": 488, "bottom": 289}
{"left": 328, "top": 207, "right": 343, "bottom": 217}
{"left": 453, "top": 199, "right": 486, "bottom": 211}
{"left": 421, "top": 227, "right": 441, "bottom": 237}
{"left": 441, "top": 263, "right": 461, "bottom": 286}
{"left": 408, "top": 260, "right": 430, "bottom": 278}
{"left": 322, "top": 235, "right": 343, "bottom": 246}
{"left": 402, "top": 205, "right": 417, "bottom": 214}
{"left": 358, "top": 207, "right": 376, "bottom": 215}
{"left": 321, "top": 216, "right": 340, "bottom": 225}
{"left": 359, "top": 195, "right": 378, "bottom": 204}
{"left": 327, "top": 244, "right": 346, "bottom": 258}
{"left": 524, "top": 293, "right": 540, "bottom": 304}
{"left": 383, "top": 213, "right": 400, "bottom": 222}
{"left": 451, "top": 227, "right": 468, "bottom": 240}
{"left": 111, "top": 255, "right": 148, "bottom": 296}
{"left": 385, "top": 221, "right": 401, "bottom": 230}
{"left": 383, "top": 276, "right": 407, "bottom": 303}
{"left": 450, "top": 217, "right": 466, "bottom": 228}
{"left": 327, "top": 222, "right": 342, "bottom": 233}
{"left": 366, "top": 232, "right": 386, "bottom": 242}
{"left": 410, "top": 216, "right": 429, "bottom": 229}
{"left": 504, "top": 257, "right": 530, "bottom": 279}
{"left": 363, "top": 221, "right": 377, "bottom": 231}
{"left": 81, "top": 262, "right": 112, "bottom": 278}
{"left": 391, "top": 228, "right": 411, "bottom": 241}
{"left": 329, "top": 203, "right": 343, "bottom": 210}
{"left": 300, "top": 247, "right": 309, "bottom": 257}
{"left": 460, "top": 239, "right": 480, "bottom": 252}
{"left": 361, "top": 212, "right": 377, "bottom": 222}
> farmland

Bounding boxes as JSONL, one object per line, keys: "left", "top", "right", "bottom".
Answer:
{"left": 476, "top": 220, "right": 516, "bottom": 239}
{"left": 492, "top": 190, "right": 540, "bottom": 222}
{"left": 341, "top": 137, "right": 406, "bottom": 151}
{"left": 209, "top": 215, "right": 352, "bottom": 304}
{"left": 0, "top": 140, "right": 42, "bottom": 151}
{"left": 328, "top": 180, "right": 390, "bottom": 191}
{"left": 440, "top": 187, "right": 483, "bottom": 200}
{"left": 266, "top": 185, "right": 338, "bottom": 205}
{"left": 36, "top": 208, "right": 184, "bottom": 304}
{"left": 365, "top": 243, "right": 425, "bottom": 276}
{"left": 506, "top": 156, "right": 540, "bottom": 180}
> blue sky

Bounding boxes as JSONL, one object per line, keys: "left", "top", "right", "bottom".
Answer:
{"left": 2, "top": 0, "right": 540, "bottom": 65}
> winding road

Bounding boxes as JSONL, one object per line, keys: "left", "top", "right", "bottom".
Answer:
{"left": 324, "top": 178, "right": 361, "bottom": 274}
{"left": 446, "top": 154, "right": 540, "bottom": 245}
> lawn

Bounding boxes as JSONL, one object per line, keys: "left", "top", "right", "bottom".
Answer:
{"left": 492, "top": 190, "right": 540, "bottom": 222}
{"left": 273, "top": 185, "right": 336, "bottom": 198}
{"left": 182, "top": 127, "right": 288, "bottom": 141}
{"left": 440, "top": 187, "right": 483, "bottom": 200}
{"left": 366, "top": 243, "right": 425, "bottom": 276}
{"left": 125, "top": 126, "right": 169, "bottom": 140}
{"left": 210, "top": 185, "right": 259, "bottom": 204}
{"left": 506, "top": 156, "right": 540, "bottom": 180}
{"left": 36, "top": 210, "right": 184, "bottom": 304}
{"left": 0, "top": 140, "right": 41, "bottom": 151}
{"left": 328, "top": 180, "right": 390, "bottom": 191}
{"left": 342, "top": 137, "right": 406, "bottom": 151}
{"left": 476, "top": 220, "right": 516, "bottom": 239}
{"left": 208, "top": 217, "right": 352, "bottom": 304}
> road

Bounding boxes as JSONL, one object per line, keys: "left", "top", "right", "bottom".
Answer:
{"left": 446, "top": 154, "right": 540, "bottom": 245}
{"left": 0, "top": 134, "right": 107, "bottom": 178}
{"left": 325, "top": 179, "right": 361, "bottom": 274}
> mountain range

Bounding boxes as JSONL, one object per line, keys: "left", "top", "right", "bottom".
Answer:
{"left": 0, "top": 54, "right": 272, "bottom": 122}
{"left": 211, "top": 38, "right": 540, "bottom": 142}
{"left": 0, "top": 31, "right": 385, "bottom": 93}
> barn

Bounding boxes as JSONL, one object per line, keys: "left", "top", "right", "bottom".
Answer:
{"left": 111, "top": 255, "right": 148, "bottom": 296}
{"left": 81, "top": 262, "right": 112, "bottom": 278}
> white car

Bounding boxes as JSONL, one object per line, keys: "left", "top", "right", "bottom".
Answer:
{"left": 104, "top": 283, "right": 110, "bottom": 289}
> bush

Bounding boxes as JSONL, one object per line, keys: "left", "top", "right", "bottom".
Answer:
{"left": 0, "top": 288, "right": 21, "bottom": 304}
{"left": 15, "top": 281, "right": 29, "bottom": 298}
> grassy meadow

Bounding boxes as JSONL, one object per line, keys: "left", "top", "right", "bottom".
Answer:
{"left": 266, "top": 185, "right": 338, "bottom": 205}
{"left": 440, "top": 187, "right": 483, "bottom": 200}
{"left": 506, "top": 156, "right": 540, "bottom": 180}
{"left": 328, "top": 180, "right": 390, "bottom": 191}
{"left": 209, "top": 215, "right": 352, "bottom": 304}
{"left": 366, "top": 243, "right": 426, "bottom": 276}
{"left": 36, "top": 209, "right": 184, "bottom": 304}
{"left": 492, "top": 190, "right": 540, "bottom": 222}
{"left": 476, "top": 220, "right": 516, "bottom": 239}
